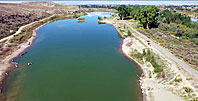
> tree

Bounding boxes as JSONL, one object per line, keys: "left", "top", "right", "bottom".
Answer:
{"left": 160, "top": 10, "right": 172, "bottom": 24}
{"left": 129, "top": 6, "right": 141, "bottom": 20}
{"left": 117, "top": 5, "right": 130, "bottom": 20}
{"left": 137, "top": 6, "right": 160, "bottom": 29}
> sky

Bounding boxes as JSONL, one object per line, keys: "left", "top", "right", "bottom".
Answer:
{"left": 55, "top": 1, "right": 198, "bottom": 5}
{"left": 0, "top": 1, "right": 198, "bottom": 5}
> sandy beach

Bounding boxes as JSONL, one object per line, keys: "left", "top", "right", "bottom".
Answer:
{"left": 122, "top": 37, "right": 185, "bottom": 101}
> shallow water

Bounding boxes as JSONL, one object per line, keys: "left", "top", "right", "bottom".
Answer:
{"left": 4, "top": 12, "right": 141, "bottom": 101}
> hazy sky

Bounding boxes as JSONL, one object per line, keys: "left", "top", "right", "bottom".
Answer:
{"left": 55, "top": 1, "right": 198, "bottom": 5}
{"left": 0, "top": 1, "right": 198, "bottom": 5}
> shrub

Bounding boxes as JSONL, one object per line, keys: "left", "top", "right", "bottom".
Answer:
{"left": 136, "top": 53, "right": 143, "bottom": 59}
{"left": 183, "top": 87, "right": 193, "bottom": 93}
{"left": 143, "top": 49, "right": 146, "bottom": 56}
{"left": 176, "top": 29, "right": 185, "bottom": 37}
{"left": 127, "top": 30, "right": 132, "bottom": 36}
{"left": 175, "top": 77, "right": 182, "bottom": 82}
{"left": 151, "top": 55, "right": 163, "bottom": 73}
{"left": 192, "top": 33, "right": 198, "bottom": 38}
{"left": 181, "top": 33, "right": 190, "bottom": 39}
{"left": 176, "top": 32, "right": 182, "bottom": 37}
{"left": 98, "top": 16, "right": 102, "bottom": 20}
{"left": 192, "top": 38, "right": 198, "bottom": 44}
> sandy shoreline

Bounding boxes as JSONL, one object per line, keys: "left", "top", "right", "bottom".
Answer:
{"left": 103, "top": 19, "right": 149, "bottom": 100}
{"left": 119, "top": 39, "right": 145, "bottom": 101}
{"left": 0, "top": 15, "right": 57, "bottom": 87}
{"left": 0, "top": 22, "right": 45, "bottom": 90}
{"left": 121, "top": 37, "right": 185, "bottom": 101}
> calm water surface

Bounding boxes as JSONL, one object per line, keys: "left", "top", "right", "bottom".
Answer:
{"left": 5, "top": 12, "right": 141, "bottom": 101}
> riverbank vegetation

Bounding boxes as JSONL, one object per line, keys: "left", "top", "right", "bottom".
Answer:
{"left": 9, "top": 14, "right": 83, "bottom": 44}
{"left": 117, "top": 5, "right": 198, "bottom": 45}
{"left": 130, "top": 49, "right": 164, "bottom": 77}
{"left": 116, "top": 5, "right": 198, "bottom": 69}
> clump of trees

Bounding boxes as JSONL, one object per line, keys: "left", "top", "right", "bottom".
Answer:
{"left": 117, "top": 5, "right": 159, "bottom": 29}
{"left": 160, "top": 10, "right": 198, "bottom": 44}
{"left": 117, "top": 5, "right": 198, "bottom": 44}
{"left": 160, "top": 10, "right": 192, "bottom": 27}
{"left": 116, "top": 5, "right": 196, "bottom": 29}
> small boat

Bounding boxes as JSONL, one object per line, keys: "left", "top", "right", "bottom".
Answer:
{"left": 28, "top": 62, "right": 32, "bottom": 66}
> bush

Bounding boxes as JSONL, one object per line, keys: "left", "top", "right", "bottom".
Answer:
{"left": 143, "top": 49, "right": 146, "bottom": 56}
{"left": 181, "top": 33, "right": 190, "bottom": 39}
{"left": 98, "top": 16, "right": 102, "bottom": 20}
{"left": 192, "top": 33, "right": 198, "bottom": 38}
{"left": 183, "top": 87, "right": 193, "bottom": 93}
{"left": 143, "top": 49, "right": 163, "bottom": 73}
{"left": 176, "top": 28, "right": 185, "bottom": 37}
{"left": 127, "top": 30, "right": 132, "bottom": 36}
{"left": 192, "top": 38, "right": 198, "bottom": 44}
{"left": 135, "top": 53, "right": 143, "bottom": 59}
{"left": 151, "top": 55, "right": 163, "bottom": 73}
{"left": 175, "top": 77, "right": 182, "bottom": 82}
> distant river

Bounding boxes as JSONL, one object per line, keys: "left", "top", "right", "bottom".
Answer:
{"left": 4, "top": 12, "right": 141, "bottom": 101}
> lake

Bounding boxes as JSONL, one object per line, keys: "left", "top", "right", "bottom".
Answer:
{"left": 4, "top": 12, "right": 141, "bottom": 101}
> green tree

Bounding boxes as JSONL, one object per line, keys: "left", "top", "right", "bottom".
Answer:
{"left": 137, "top": 6, "right": 160, "bottom": 29}
{"left": 117, "top": 5, "right": 130, "bottom": 20}
{"left": 160, "top": 10, "right": 172, "bottom": 24}
{"left": 129, "top": 6, "right": 141, "bottom": 20}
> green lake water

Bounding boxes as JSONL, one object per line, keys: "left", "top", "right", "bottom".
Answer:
{"left": 4, "top": 12, "right": 141, "bottom": 101}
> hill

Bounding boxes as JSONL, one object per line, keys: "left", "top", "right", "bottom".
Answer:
{"left": 0, "top": 1, "right": 80, "bottom": 39}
